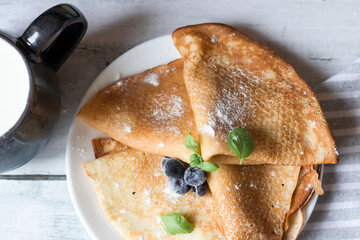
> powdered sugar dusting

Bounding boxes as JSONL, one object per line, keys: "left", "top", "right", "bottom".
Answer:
{"left": 148, "top": 94, "right": 185, "bottom": 135}
{"left": 144, "top": 189, "right": 151, "bottom": 196}
{"left": 116, "top": 80, "right": 123, "bottom": 87}
{"left": 200, "top": 124, "right": 215, "bottom": 137}
{"left": 156, "top": 216, "right": 162, "bottom": 224}
{"left": 211, "top": 36, "right": 218, "bottom": 43}
{"left": 123, "top": 124, "right": 132, "bottom": 133}
{"left": 163, "top": 185, "right": 181, "bottom": 204}
{"left": 205, "top": 57, "right": 252, "bottom": 140}
{"left": 152, "top": 95, "right": 184, "bottom": 120}
{"left": 143, "top": 73, "right": 160, "bottom": 86}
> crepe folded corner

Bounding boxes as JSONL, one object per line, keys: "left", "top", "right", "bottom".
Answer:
{"left": 78, "top": 59, "right": 197, "bottom": 162}
{"left": 84, "top": 138, "right": 317, "bottom": 240}
{"left": 84, "top": 138, "right": 224, "bottom": 240}
{"left": 172, "top": 23, "right": 337, "bottom": 166}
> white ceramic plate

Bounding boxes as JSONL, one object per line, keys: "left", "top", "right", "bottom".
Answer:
{"left": 66, "top": 35, "right": 321, "bottom": 239}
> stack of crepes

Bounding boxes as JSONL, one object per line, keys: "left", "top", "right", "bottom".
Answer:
{"left": 78, "top": 23, "right": 338, "bottom": 240}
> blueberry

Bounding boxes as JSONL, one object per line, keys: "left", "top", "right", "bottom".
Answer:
{"left": 161, "top": 157, "right": 185, "bottom": 179}
{"left": 161, "top": 156, "right": 171, "bottom": 170}
{"left": 194, "top": 182, "right": 208, "bottom": 197}
{"left": 169, "top": 178, "right": 191, "bottom": 194}
{"left": 184, "top": 167, "right": 206, "bottom": 187}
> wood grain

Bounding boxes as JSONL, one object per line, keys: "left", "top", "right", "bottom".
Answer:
{"left": 0, "top": 0, "right": 359, "bottom": 239}
{"left": 0, "top": 180, "right": 89, "bottom": 239}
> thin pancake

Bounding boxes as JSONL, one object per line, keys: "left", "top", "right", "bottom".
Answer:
{"left": 89, "top": 138, "right": 304, "bottom": 240}
{"left": 78, "top": 59, "right": 197, "bottom": 162}
{"left": 84, "top": 141, "right": 224, "bottom": 239}
{"left": 283, "top": 165, "right": 323, "bottom": 239}
{"left": 283, "top": 210, "right": 304, "bottom": 240}
{"left": 208, "top": 164, "right": 300, "bottom": 240}
{"left": 90, "top": 136, "right": 314, "bottom": 239}
{"left": 172, "top": 23, "right": 337, "bottom": 166}
{"left": 92, "top": 138, "right": 129, "bottom": 158}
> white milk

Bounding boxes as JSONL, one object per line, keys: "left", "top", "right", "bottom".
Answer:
{"left": 0, "top": 38, "right": 30, "bottom": 136}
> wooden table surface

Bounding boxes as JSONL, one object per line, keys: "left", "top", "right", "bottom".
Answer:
{"left": 1, "top": 0, "right": 360, "bottom": 239}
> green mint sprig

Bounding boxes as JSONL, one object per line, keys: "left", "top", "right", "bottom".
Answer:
{"left": 160, "top": 212, "right": 194, "bottom": 235}
{"left": 184, "top": 133, "right": 199, "bottom": 153}
{"left": 184, "top": 133, "right": 219, "bottom": 172}
{"left": 227, "top": 128, "right": 254, "bottom": 164}
{"left": 189, "top": 153, "right": 202, "bottom": 167}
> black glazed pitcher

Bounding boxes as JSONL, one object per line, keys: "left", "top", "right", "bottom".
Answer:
{"left": 0, "top": 4, "right": 87, "bottom": 172}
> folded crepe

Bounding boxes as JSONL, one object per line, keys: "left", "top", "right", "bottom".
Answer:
{"left": 84, "top": 139, "right": 223, "bottom": 239}
{"left": 78, "top": 59, "right": 196, "bottom": 162}
{"left": 79, "top": 23, "right": 336, "bottom": 166}
{"left": 208, "top": 164, "right": 300, "bottom": 240}
{"left": 172, "top": 23, "right": 337, "bottom": 166}
{"left": 283, "top": 165, "right": 322, "bottom": 238}
{"left": 85, "top": 138, "right": 308, "bottom": 240}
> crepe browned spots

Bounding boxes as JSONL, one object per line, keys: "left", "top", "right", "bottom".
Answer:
{"left": 86, "top": 138, "right": 304, "bottom": 240}
{"left": 78, "top": 59, "right": 196, "bottom": 162}
{"left": 84, "top": 139, "right": 224, "bottom": 240}
{"left": 208, "top": 164, "right": 300, "bottom": 240}
{"left": 172, "top": 23, "right": 337, "bottom": 166}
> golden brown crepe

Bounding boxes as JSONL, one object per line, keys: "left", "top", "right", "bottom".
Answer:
{"left": 86, "top": 138, "right": 305, "bottom": 240}
{"left": 208, "top": 164, "right": 300, "bottom": 240}
{"left": 172, "top": 23, "right": 337, "bottom": 166}
{"left": 84, "top": 140, "right": 224, "bottom": 240}
{"left": 78, "top": 59, "right": 196, "bottom": 162}
{"left": 283, "top": 165, "right": 323, "bottom": 239}
{"left": 77, "top": 28, "right": 336, "bottom": 166}
{"left": 92, "top": 138, "right": 129, "bottom": 158}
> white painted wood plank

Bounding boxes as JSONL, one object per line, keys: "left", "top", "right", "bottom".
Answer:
{"left": 0, "top": 180, "right": 89, "bottom": 240}
{"left": 1, "top": 0, "right": 360, "bottom": 174}
{"left": 3, "top": 1, "right": 360, "bottom": 238}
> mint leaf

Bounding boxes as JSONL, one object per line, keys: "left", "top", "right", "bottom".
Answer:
{"left": 228, "top": 128, "right": 254, "bottom": 164}
{"left": 160, "top": 212, "right": 194, "bottom": 235}
{"left": 200, "top": 161, "right": 219, "bottom": 172}
{"left": 189, "top": 153, "right": 202, "bottom": 167}
{"left": 184, "top": 133, "right": 199, "bottom": 153}
{"left": 184, "top": 133, "right": 218, "bottom": 171}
